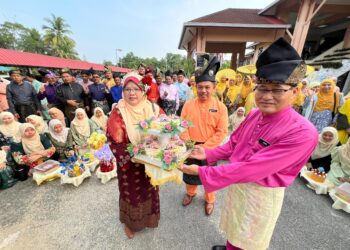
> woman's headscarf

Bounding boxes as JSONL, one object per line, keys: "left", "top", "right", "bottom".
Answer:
{"left": 226, "top": 77, "right": 241, "bottom": 103}
{"left": 26, "top": 115, "right": 48, "bottom": 134}
{"left": 48, "top": 108, "right": 66, "bottom": 127}
{"left": 229, "top": 107, "right": 246, "bottom": 130}
{"left": 240, "top": 76, "right": 254, "bottom": 99}
{"left": 311, "top": 127, "right": 339, "bottom": 160}
{"left": 49, "top": 119, "right": 69, "bottom": 143}
{"left": 71, "top": 108, "right": 91, "bottom": 138}
{"left": 20, "top": 123, "right": 45, "bottom": 155}
{"left": 115, "top": 77, "right": 160, "bottom": 145}
{"left": 314, "top": 79, "right": 340, "bottom": 112}
{"left": 0, "top": 112, "right": 21, "bottom": 142}
{"left": 291, "top": 82, "right": 305, "bottom": 106}
{"left": 215, "top": 77, "right": 227, "bottom": 96}
{"left": 338, "top": 137, "right": 350, "bottom": 170}
{"left": 235, "top": 73, "right": 243, "bottom": 86}
{"left": 91, "top": 107, "right": 108, "bottom": 131}
{"left": 338, "top": 99, "right": 350, "bottom": 144}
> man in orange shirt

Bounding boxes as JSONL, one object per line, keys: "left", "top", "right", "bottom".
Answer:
{"left": 180, "top": 56, "right": 228, "bottom": 215}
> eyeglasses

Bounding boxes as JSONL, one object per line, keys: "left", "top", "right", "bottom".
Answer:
{"left": 255, "top": 87, "right": 293, "bottom": 96}
{"left": 123, "top": 88, "right": 142, "bottom": 93}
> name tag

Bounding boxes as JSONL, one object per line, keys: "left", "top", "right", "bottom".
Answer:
{"left": 209, "top": 109, "right": 218, "bottom": 113}
{"left": 258, "top": 138, "right": 270, "bottom": 147}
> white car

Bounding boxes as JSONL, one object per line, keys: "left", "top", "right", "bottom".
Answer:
{"left": 0, "top": 75, "right": 10, "bottom": 85}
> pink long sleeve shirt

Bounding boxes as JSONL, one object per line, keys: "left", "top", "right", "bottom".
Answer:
{"left": 198, "top": 106, "right": 318, "bottom": 193}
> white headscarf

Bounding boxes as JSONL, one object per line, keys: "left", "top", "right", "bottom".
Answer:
{"left": 311, "top": 127, "right": 339, "bottom": 160}
{"left": 91, "top": 107, "right": 108, "bottom": 131}
{"left": 71, "top": 108, "right": 91, "bottom": 138}
{"left": 229, "top": 107, "right": 246, "bottom": 131}
{"left": 0, "top": 112, "right": 21, "bottom": 142}
{"left": 20, "top": 123, "right": 45, "bottom": 155}
{"left": 49, "top": 119, "right": 69, "bottom": 143}
{"left": 26, "top": 115, "right": 48, "bottom": 134}
{"left": 338, "top": 138, "right": 350, "bottom": 171}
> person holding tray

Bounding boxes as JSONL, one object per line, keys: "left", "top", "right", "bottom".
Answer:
{"left": 180, "top": 55, "right": 228, "bottom": 216}
{"left": 179, "top": 38, "right": 318, "bottom": 250}
{"left": 106, "top": 72, "right": 161, "bottom": 239}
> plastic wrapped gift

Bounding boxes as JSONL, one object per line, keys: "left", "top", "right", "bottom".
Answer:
{"left": 32, "top": 162, "right": 61, "bottom": 186}
{"left": 87, "top": 132, "right": 107, "bottom": 150}
{"left": 60, "top": 157, "right": 91, "bottom": 187}
{"left": 96, "top": 162, "right": 117, "bottom": 184}
{"left": 76, "top": 154, "right": 99, "bottom": 172}
{"left": 300, "top": 169, "right": 334, "bottom": 194}
{"left": 329, "top": 189, "right": 350, "bottom": 213}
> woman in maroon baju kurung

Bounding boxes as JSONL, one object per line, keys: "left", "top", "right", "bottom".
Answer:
{"left": 106, "top": 72, "right": 160, "bottom": 238}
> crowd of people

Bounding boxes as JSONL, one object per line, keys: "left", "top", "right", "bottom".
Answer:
{"left": 1, "top": 38, "right": 350, "bottom": 250}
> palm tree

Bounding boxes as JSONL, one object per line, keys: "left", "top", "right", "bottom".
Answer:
{"left": 42, "top": 14, "right": 79, "bottom": 59}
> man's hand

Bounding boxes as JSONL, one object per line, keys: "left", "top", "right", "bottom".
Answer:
{"left": 36, "top": 110, "right": 42, "bottom": 116}
{"left": 85, "top": 106, "right": 90, "bottom": 112}
{"left": 164, "top": 91, "right": 168, "bottom": 97}
{"left": 39, "top": 85, "right": 45, "bottom": 94}
{"left": 67, "top": 100, "right": 79, "bottom": 107}
{"left": 14, "top": 113, "right": 20, "bottom": 120}
{"left": 178, "top": 164, "right": 199, "bottom": 175}
{"left": 190, "top": 145, "right": 207, "bottom": 160}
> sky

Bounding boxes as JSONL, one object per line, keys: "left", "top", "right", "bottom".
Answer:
{"left": 0, "top": 0, "right": 272, "bottom": 64}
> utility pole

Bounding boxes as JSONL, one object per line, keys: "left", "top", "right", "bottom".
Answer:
{"left": 116, "top": 49, "right": 122, "bottom": 66}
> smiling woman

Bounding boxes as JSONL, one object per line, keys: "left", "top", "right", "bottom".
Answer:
{"left": 106, "top": 72, "right": 161, "bottom": 238}
{"left": 305, "top": 79, "right": 343, "bottom": 133}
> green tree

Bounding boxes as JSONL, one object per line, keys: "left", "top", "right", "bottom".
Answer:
{"left": 0, "top": 22, "right": 27, "bottom": 49}
{"left": 18, "top": 28, "right": 48, "bottom": 54}
{"left": 42, "top": 14, "right": 78, "bottom": 59}
{"left": 103, "top": 60, "right": 113, "bottom": 66}
{"left": 120, "top": 52, "right": 142, "bottom": 69}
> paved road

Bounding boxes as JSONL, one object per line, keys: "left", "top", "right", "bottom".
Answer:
{"left": 0, "top": 174, "right": 349, "bottom": 250}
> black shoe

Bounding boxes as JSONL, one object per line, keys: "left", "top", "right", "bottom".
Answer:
{"left": 212, "top": 245, "right": 226, "bottom": 250}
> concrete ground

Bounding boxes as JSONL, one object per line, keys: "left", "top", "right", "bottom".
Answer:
{"left": 0, "top": 174, "right": 349, "bottom": 250}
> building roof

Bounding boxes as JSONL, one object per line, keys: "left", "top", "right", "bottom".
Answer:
{"left": 179, "top": 8, "right": 290, "bottom": 49}
{"left": 0, "top": 48, "right": 130, "bottom": 73}
{"left": 187, "top": 8, "right": 289, "bottom": 27}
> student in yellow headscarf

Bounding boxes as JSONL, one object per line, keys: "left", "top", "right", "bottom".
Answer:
{"left": 238, "top": 75, "right": 255, "bottom": 107}
{"left": 223, "top": 76, "right": 241, "bottom": 114}
{"left": 189, "top": 76, "right": 197, "bottom": 99}
{"left": 215, "top": 76, "right": 228, "bottom": 101}
{"left": 235, "top": 73, "right": 243, "bottom": 87}
{"left": 244, "top": 91, "right": 256, "bottom": 115}
{"left": 291, "top": 81, "right": 305, "bottom": 114}
{"left": 336, "top": 98, "right": 350, "bottom": 144}
{"left": 307, "top": 79, "right": 343, "bottom": 133}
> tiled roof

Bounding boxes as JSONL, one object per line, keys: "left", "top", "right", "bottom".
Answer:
{"left": 0, "top": 48, "right": 130, "bottom": 73}
{"left": 189, "top": 8, "right": 288, "bottom": 26}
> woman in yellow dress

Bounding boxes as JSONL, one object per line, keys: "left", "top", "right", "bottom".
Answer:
{"left": 336, "top": 98, "right": 350, "bottom": 144}
{"left": 215, "top": 76, "right": 228, "bottom": 101}
{"left": 238, "top": 75, "right": 255, "bottom": 108}
{"left": 223, "top": 76, "right": 241, "bottom": 114}
{"left": 291, "top": 82, "right": 305, "bottom": 114}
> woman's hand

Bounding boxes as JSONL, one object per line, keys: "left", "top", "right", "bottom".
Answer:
{"left": 1, "top": 146, "right": 10, "bottom": 152}
{"left": 178, "top": 164, "right": 199, "bottom": 175}
{"left": 28, "top": 154, "right": 42, "bottom": 163}
{"left": 0, "top": 162, "right": 6, "bottom": 170}
{"left": 67, "top": 150, "right": 75, "bottom": 156}
{"left": 190, "top": 145, "right": 206, "bottom": 160}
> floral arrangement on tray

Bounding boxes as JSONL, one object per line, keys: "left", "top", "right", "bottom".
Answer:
{"left": 128, "top": 135, "right": 195, "bottom": 171}
{"left": 138, "top": 114, "right": 193, "bottom": 136}
{"left": 94, "top": 144, "right": 115, "bottom": 173}
{"left": 87, "top": 132, "right": 107, "bottom": 150}
{"left": 60, "top": 156, "right": 86, "bottom": 178}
